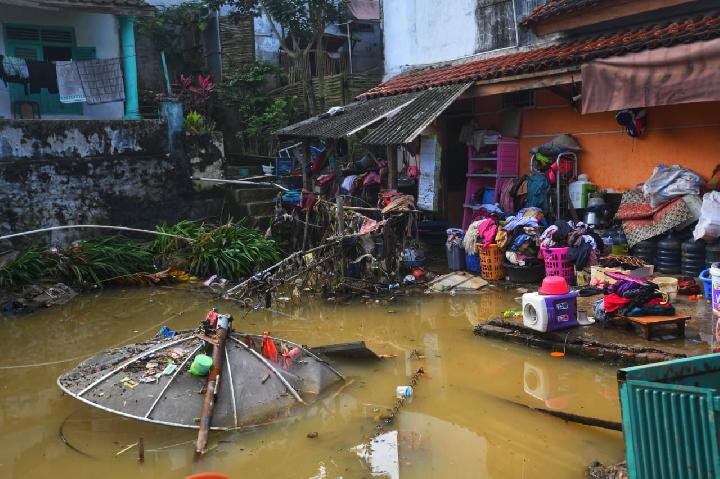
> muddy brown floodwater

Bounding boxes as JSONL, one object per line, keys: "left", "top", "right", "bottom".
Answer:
{"left": 0, "top": 287, "right": 625, "bottom": 478}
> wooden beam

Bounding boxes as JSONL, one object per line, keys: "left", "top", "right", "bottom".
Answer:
{"left": 302, "top": 141, "right": 312, "bottom": 191}
{"left": 533, "top": 0, "right": 695, "bottom": 36}
{"left": 463, "top": 71, "right": 578, "bottom": 98}
{"left": 386, "top": 145, "right": 397, "bottom": 190}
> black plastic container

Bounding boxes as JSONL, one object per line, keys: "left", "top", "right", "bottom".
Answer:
{"left": 655, "top": 233, "right": 681, "bottom": 274}
{"left": 682, "top": 239, "right": 706, "bottom": 277}
{"left": 504, "top": 261, "right": 545, "bottom": 283}
{"left": 630, "top": 239, "right": 656, "bottom": 265}
{"left": 707, "top": 241, "right": 720, "bottom": 267}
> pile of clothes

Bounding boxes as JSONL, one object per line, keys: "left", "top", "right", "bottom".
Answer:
{"left": 594, "top": 274, "right": 675, "bottom": 323}
{"left": 501, "top": 207, "right": 546, "bottom": 266}
{"left": 540, "top": 220, "right": 605, "bottom": 269}
{"left": 1, "top": 55, "right": 125, "bottom": 105}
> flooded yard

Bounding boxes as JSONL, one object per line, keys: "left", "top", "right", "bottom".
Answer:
{"left": 0, "top": 287, "right": 624, "bottom": 478}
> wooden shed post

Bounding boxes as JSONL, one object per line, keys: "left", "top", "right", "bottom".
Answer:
{"left": 386, "top": 144, "right": 397, "bottom": 190}
{"left": 302, "top": 140, "right": 312, "bottom": 191}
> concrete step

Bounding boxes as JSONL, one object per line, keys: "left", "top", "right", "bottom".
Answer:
{"left": 246, "top": 201, "right": 275, "bottom": 217}
{"left": 232, "top": 187, "right": 279, "bottom": 204}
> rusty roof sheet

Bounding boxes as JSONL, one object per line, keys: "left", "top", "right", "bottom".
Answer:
{"left": 362, "top": 13, "right": 720, "bottom": 98}
{"left": 362, "top": 83, "right": 472, "bottom": 145}
{"left": 276, "top": 92, "right": 421, "bottom": 139}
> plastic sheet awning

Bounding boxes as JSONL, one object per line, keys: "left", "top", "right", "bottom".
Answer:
{"left": 582, "top": 38, "right": 720, "bottom": 114}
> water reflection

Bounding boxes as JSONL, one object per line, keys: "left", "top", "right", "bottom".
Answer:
{"left": 0, "top": 287, "right": 624, "bottom": 478}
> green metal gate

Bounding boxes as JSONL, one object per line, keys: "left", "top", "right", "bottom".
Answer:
{"left": 619, "top": 354, "right": 720, "bottom": 479}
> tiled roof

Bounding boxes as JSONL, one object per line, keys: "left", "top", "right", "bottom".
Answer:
{"left": 520, "top": 0, "right": 607, "bottom": 27}
{"left": 363, "top": 14, "right": 720, "bottom": 98}
{"left": 3, "top": 0, "right": 155, "bottom": 16}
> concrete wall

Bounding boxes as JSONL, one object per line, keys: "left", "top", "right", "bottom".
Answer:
{"left": 0, "top": 120, "right": 223, "bottom": 242}
{"left": 0, "top": 7, "right": 124, "bottom": 120}
{"left": 383, "top": 0, "right": 545, "bottom": 77}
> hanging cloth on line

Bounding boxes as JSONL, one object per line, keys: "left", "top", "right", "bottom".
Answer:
{"left": 75, "top": 58, "right": 125, "bottom": 104}
{"left": 56, "top": 61, "right": 86, "bottom": 103}
{"left": 27, "top": 60, "right": 59, "bottom": 94}
{"left": 1, "top": 55, "right": 30, "bottom": 88}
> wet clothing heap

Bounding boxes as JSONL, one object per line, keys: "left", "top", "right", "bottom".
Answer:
{"left": 603, "top": 277, "right": 675, "bottom": 318}
{"left": 540, "top": 221, "right": 604, "bottom": 269}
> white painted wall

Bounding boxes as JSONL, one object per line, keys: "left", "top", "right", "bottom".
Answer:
{"left": 0, "top": 7, "right": 124, "bottom": 119}
{"left": 383, "top": 0, "right": 481, "bottom": 77}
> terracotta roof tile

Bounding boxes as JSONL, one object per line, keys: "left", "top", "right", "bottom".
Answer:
{"left": 363, "top": 14, "right": 720, "bottom": 98}
{"left": 521, "top": 0, "right": 608, "bottom": 27}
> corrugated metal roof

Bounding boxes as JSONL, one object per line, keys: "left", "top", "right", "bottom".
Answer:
{"left": 362, "top": 83, "right": 472, "bottom": 145}
{"left": 276, "top": 92, "right": 420, "bottom": 139}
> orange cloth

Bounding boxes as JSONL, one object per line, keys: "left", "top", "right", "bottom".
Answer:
{"left": 261, "top": 333, "right": 278, "bottom": 363}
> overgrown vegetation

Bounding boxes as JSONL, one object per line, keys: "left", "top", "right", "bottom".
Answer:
{"left": 206, "top": 0, "right": 348, "bottom": 115}
{"left": 216, "top": 60, "right": 299, "bottom": 154}
{"left": 153, "top": 220, "right": 281, "bottom": 278}
{"left": 137, "top": 2, "right": 211, "bottom": 74}
{"left": 184, "top": 111, "right": 217, "bottom": 135}
{"left": 0, "top": 249, "right": 49, "bottom": 288}
{"left": 0, "top": 221, "right": 281, "bottom": 290}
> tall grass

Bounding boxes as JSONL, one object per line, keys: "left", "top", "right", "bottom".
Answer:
{"left": 0, "top": 249, "right": 50, "bottom": 288}
{"left": 50, "top": 237, "right": 156, "bottom": 288}
{"left": 0, "top": 221, "right": 280, "bottom": 289}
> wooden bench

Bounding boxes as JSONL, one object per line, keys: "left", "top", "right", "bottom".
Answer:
{"left": 626, "top": 315, "right": 690, "bottom": 340}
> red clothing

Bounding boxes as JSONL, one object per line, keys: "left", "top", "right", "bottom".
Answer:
{"left": 261, "top": 334, "right": 278, "bottom": 363}
{"left": 604, "top": 293, "right": 631, "bottom": 313}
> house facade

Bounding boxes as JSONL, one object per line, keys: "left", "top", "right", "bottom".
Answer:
{"left": 0, "top": 0, "right": 153, "bottom": 120}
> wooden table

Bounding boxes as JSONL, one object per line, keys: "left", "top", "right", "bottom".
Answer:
{"left": 626, "top": 315, "right": 691, "bottom": 340}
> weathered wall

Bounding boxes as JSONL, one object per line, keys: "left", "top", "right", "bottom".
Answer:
{"left": 0, "top": 120, "right": 223, "bottom": 243}
{"left": 382, "top": 0, "right": 545, "bottom": 77}
{"left": 518, "top": 90, "right": 719, "bottom": 189}
{"left": 460, "top": 91, "right": 718, "bottom": 190}
{"left": 0, "top": 7, "right": 124, "bottom": 120}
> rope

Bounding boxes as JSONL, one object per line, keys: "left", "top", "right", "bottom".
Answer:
{"left": 0, "top": 225, "right": 194, "bottom": 242}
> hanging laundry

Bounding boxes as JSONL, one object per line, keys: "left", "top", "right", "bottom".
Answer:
{"left": 27, "top": 60, "right": 59, "bottom": 94}
{"left": 56, "top": 61, "right": 86, "bottom": 103}
{"left": 76, "top": 58, "right": 125, "bottom": 104}
{"left": 2, "top": 55, "right": 29, "bottom": 81}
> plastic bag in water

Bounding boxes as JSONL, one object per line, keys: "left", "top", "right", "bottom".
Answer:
{"left": 643, "top": 164, "right": 702, "bottom": 208}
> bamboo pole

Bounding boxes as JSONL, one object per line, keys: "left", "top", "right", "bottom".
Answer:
{"left": 194, "top": 315, "right": 232, "bottom": 460}
{"left": 386, "top": 145, "right": 397, "bottom": 190}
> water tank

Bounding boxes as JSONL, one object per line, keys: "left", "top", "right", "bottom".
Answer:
{"left": 655, "top": 233, "right": 681, "bottom": 274}
{"left": 707, "top": 241, "right": 720, "bottom": 268}
{"left": 630, "top": 239, "right": 656, "bottom": 266}
{"left": 682, "top": 239, "right": 706, "bottom": 277}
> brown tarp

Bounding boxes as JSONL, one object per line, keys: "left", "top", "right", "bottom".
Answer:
{"left": 581, "top": 38, "right": 720, "bottom": 114}
{"left": 350, "top": 0, "right": 380, "bottom": 20}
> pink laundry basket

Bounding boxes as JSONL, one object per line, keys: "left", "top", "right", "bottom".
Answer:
{"left": 542, "top": 247, "right": 576, "bottom": 286}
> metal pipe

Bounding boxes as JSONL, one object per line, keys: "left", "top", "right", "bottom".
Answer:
{"left": 190, "top": 176, "right": 289, "bottom": 191}
{"left": 0, "top": 225, "right": 194, "bottom": 242}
